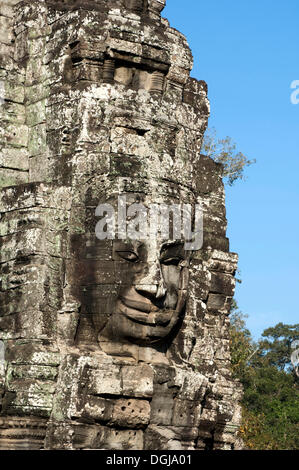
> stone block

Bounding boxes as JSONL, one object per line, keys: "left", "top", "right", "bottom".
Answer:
{"left": 121, "top": 364, "right": 154, "bottom": 398}
{"left": 111, "top": 398, "right": 151, "bottom": 428}
{"left": 93, "top": 426, "right": 144, "bottom": 450}
{"left": 172, "top": 399, "right": 201, "bottom": 427}
{"left": 83, "top": 396, "right": 113, "bottom": 422}
{"left": 88, "top": 365, "right": 122, "bottom": 396}
{"left": 150, "top": 390, "right": 174, "bottom": 426}
{"left": 210, "top": 272, "right": 236, "bottom": 296}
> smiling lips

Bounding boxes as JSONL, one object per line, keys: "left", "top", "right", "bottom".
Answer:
{"left": 117, "top": 296, "right": 173, "bottom": 326}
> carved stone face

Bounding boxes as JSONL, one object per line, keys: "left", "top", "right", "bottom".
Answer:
{"left": 92, "top": 237, "right": 190, "bottom": 348}
{"left": 73, "top": 187, "right": 194, "bottom": 351}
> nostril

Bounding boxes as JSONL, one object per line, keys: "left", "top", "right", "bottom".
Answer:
{"left": 135, "top": 284, "right": 166, "bottom": 306}
{"left": 135, "top": 284, "right": 157, "bottom": 297}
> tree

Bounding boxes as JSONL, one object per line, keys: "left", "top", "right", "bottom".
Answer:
{"left": 258, "top": 323, "right": 299, "bottom": 372}
{"left": 241, "top": 363, "right": 299, "bottom": 450}
{"left": 229, "top": 311, "right": 299, "bottom": 450}
{"left": 229, "top": 300, "right": 257, "bottom": 379}
{"left": 201, "top": 127, "right": 256, "bottom": 186}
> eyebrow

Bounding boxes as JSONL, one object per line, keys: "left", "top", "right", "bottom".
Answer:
{"left": 114, "top": 241, "right": 143, "bottom": 251}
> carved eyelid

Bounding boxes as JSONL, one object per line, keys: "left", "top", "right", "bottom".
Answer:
{"left": 160, "top": 256, "right": 183, "bottom": 265}
{"left": 116, "top": 250, "right": 139, "bottom": 260}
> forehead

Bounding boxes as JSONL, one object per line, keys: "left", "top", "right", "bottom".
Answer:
{"left": 87, "top": 178, "right": 195, "bottom": 205}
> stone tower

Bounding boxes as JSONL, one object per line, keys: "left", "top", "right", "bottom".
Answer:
{"left": 0, "top": 0, "right": 242, "bottom": 450}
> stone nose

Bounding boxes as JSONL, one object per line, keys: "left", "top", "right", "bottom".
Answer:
{"left": 135, "top": 282, "right": 167, "bottom": 300}
{"left": 135, "top": 262, "right": 167, "bottom": 300}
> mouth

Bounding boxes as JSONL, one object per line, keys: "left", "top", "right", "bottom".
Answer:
{"left": 119, "top": 295, "right": 162, "bottom": 313}
{"left": 117, "top": 298, "right": 173, "bottom": 326}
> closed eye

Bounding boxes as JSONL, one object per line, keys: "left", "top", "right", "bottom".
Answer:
{"left": 161, "top": 257, "right": 182, "bottom": 266}
{"left": 117, "top": 251, "right": 139, "bottom": 262}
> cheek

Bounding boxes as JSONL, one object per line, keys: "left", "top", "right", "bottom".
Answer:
{"left": 116, "top": 262, "right": 148, "bottom": 286}
{"left": 161, "top": 265, "right": 181, "bottom": 290}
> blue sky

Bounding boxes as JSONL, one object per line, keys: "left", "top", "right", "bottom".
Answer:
{"left": 164, "top": 0, "right": 299, "bottom": 339}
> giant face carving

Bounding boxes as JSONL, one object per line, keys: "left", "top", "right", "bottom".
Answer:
{"left": 99, "top": 238, "right": 190, "bottom": 346}
{"left": 73, "top": 188, "right": 194, "bottom": 353}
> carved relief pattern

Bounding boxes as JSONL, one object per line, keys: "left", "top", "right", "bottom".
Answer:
{"left": 0, "top": 0, "right": 242, "bottom": 450}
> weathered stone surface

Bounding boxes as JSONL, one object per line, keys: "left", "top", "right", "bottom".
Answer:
{"left": 122, "top": 364, "right": 154, "bottom": 398}
{"left": 111, "top": 399, "right": 151, "bottom": 428}
{"left": 88, "top": 365, "right": 122, "bottom": 396}
{"left": 0, "top": 0, "right": 242, "bottom": 450}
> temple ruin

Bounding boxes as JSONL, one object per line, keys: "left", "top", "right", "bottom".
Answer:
{"left": 0, "top": 0, "right": 242, "bottom": 450}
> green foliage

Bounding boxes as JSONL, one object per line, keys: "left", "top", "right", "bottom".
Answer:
{"left": 239, "top": 410, "right": 277, "bottom": 450}
{"left": 229, "top": 304, "right": 299, "bottom": 450}
{"left": 259, "top": 323, "right": 299, "bottom": 372}
{"left": 201, "top": 127, "right": 256, "bottom": 186}
{"left": 229, "top": 301, "right": 256, "bottom": 378}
